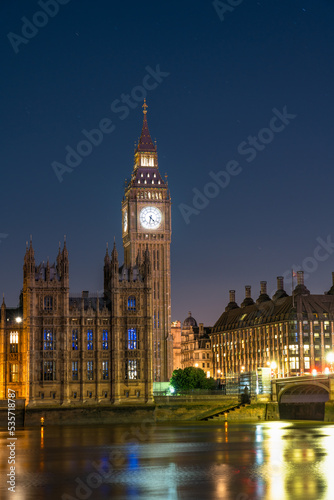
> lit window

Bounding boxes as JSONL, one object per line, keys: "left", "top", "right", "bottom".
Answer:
{"left": 102, "top": 330, "right": 108, "bottom": 350}
{"left": 128, "top": 296, "right": 136, "bottom": 311}
{"left": 87, "top": 330, "right": 93, "bottom": 350}
{"left": 87, "top": 361, "right": 93, "bottom": 380}
{"left": 10, "top": 332, "right": 19, "bottom": 353}
{"left": 72, "top": 329, "right": 78, "bottom": 350}
{"left": 43, "top": 329, "right": 55, "bottom": 350}
{"left": 102, "top": 361, "right": 109, "bottom": 380}
{"left": 10, "top": 364, "right": 19, "bottom": 382}
{"left": 128, "top": 328, "right": 137, "bottom": 349}
{"left": 72, "top": 361, "right": 78, "bottom": 380}
{"left": 126, "top": 360, "right": 139, "bottom": 380}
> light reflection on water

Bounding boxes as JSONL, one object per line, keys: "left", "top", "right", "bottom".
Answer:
{"left": 0, "top": 421, "right": 334, "bottom": 500}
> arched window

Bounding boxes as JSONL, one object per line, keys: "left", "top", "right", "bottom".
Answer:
{"left": 128, "top": 296, "right": 136, "bottom": 311}
{"left": 10, "top": 332, "right": 19, "bottom": 353}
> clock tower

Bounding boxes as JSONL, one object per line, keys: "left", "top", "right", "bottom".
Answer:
{"left": 122, "top": 101, "right": 172, "bottom": 382}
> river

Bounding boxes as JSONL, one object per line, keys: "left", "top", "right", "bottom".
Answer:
{"left": 1, "top": 421, "right": 334, "bottom": 500}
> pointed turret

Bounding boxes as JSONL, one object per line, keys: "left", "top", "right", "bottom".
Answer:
{"left": 111, "top": 240, "right": 119, "bottom": 286}
{"left": 1, "top": 294, "right": 5, "bottom": 327}
{"left": 104, "top": 242, "right": 110, "bottom": 266}
{"left": 23, "top": 237, "right": 35, "bottom": 280}
{"left": 135, "top": 99, "right": 156, "bottom": 153}
{"left": 45, "top": 258, "right": 50, "bottom": 281}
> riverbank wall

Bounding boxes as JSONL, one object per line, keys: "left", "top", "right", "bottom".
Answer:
{"left": 0, "top": 396, "right": 276, "bottom": 426}
{"left": 2, "top": 397, "right": 334, "bottom": 426}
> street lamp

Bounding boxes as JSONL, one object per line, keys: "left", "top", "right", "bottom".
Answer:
{"left": 270, "top": 361, "right": 277, "bottom": 379}
{"left": 327, "top": 352, "right": 334, "bottom": 373}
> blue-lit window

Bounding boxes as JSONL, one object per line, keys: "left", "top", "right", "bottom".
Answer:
{"left": 87, "top": 330, "right": 93, "bottom": 350}
{"left": 43, "top": 329, "right": 55, "bottom": 350}
{"left": 128, "top": 328, "right": 137, "bottom": 349}
{"left": 154, "top": 312, "right": 156, "bottom": 329}
{"left": 102, "top": 361, "right": 109, "bottom": 380}
{"left": 128, "top": 296, "right": 136, "bottom": 311}
{"left": 72, "top": 361, "right": 78, "bottom": 380}
{"left": 126, "top": 360, "right": 139, "bottom": 380}
{"left": 158, "top": 312, "right": 160, "bottom": 328}
{"left": 102, "top": 330, "right": 108, "bottom": 350}
{"left": 72, "top": 329, "right": 78, "bottom": 350}
{"left": 87, "top": 361, "right": 93, "bottom": 380}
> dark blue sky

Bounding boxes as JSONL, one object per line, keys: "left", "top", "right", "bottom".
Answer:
{"left": 1, "top": 0, "right": 334, "bottom": 325}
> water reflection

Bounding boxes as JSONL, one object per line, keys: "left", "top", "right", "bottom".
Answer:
{"left": 0, "top": 421, "right": 334, "bottom": 499}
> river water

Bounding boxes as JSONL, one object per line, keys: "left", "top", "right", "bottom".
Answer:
{"left": 1, "top": 421, "right": 334, "bottom": 500}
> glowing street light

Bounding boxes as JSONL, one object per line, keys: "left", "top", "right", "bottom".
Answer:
{"left": 312, "top": 369, "right": 317, "bottom": 377}
{"left": 327, "top": 352, "right": 334, "bottom": 373}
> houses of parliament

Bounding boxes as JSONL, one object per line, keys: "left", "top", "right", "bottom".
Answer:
{"left": 0, "top": 102, "right": 173, "bottom": 405}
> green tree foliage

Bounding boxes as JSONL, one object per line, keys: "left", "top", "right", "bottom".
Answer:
{"left": 170, "top": 367, "right": 216, "bottom": 391}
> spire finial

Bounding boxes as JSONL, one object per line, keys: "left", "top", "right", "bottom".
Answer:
{"left": 142, "top": 99, "right": 148, "bottom": 115}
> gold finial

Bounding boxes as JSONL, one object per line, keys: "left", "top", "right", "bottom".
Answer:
{"left": 142, "top": 99, "right": 148, "bottom": 115}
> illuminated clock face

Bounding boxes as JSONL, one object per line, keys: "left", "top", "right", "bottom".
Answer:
{"left": 139, "top": 206, "right": 162, "bottom": 229}
{"left": 123, "top": 211, "right": 128, "bottom": 232}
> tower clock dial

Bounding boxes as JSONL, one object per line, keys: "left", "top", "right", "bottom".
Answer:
{"left": 139, "top": 206, "right": 162, "bottom": 230}
{"left": 123, "top": 210, "right": 128, "bottom": 232}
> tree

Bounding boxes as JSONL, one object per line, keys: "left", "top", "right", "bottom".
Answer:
{"left": 170, "top": 367, "right": 216, "bottom": 391}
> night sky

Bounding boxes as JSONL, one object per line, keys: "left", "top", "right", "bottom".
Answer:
{"left": 1, "top": 0, "right": 334, "bottom": 325}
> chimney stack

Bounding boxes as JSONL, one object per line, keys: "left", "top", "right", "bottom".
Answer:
{"left": 297, "top": 271, "right": 304, "bottom": 286}
{"left": 277, "top": 276, "right": 284, "bottom": 290}
{"left": 245, "top": 286, "right": 251, "bottom": 298}
{"left": 260, "top": 281, "right": 267, "bottom": 295}
{"left": 229, "top": 290, "right": 236, "bottom": 303}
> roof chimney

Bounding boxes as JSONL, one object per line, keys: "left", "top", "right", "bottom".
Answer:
{"left": 245, "top": 286, "right": 251, "bottom": 298}
{"left": 229, "top": 290, "right": 236, "bottom": 303}
{"left": 277, "top": 276, "right": 284, "bottom": 290}
{"left": 260, "top": 281, "right": 267, "bottom": 294}
{"left": 297, "top": 271, "right": 304, "bottom": 285}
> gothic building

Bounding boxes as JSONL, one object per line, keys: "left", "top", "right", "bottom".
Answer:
{"left": 0, "top": 103, "right": 172, "bottom": 405}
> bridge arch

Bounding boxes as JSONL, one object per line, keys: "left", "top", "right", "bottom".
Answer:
{"left": 278, "top": 382, "right": 329, "bottom": 421}
{"left": 278, "top": 382, "right": 329, "bottom": 404}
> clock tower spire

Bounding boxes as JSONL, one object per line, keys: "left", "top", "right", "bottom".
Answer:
{"left": 122, "top": 102, "right": 172, "bottom": 382}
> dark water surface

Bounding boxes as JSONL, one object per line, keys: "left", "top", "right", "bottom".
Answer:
{"left": 1, "top": 421, "right": 334, "bottom": 500}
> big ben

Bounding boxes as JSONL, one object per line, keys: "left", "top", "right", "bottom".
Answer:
{"left": 122, "top": 101, "right": 173, "bottom": 382}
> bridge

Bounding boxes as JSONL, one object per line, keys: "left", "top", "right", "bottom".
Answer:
{"left": 271, "top": 374, "right": 334, "bottom": 421}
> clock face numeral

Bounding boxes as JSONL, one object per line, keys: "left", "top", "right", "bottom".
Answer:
{"left": 139, "top": 206, "right": 162, "bottom": 229}
{"left": 123, "top": 211, "right": 128, "bottom": 232}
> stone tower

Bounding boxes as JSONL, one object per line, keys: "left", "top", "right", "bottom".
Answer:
{"left": 122, "top": 101, "right": 173, "bottom": 382}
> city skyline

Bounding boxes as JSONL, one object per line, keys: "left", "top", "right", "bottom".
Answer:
{"left": 1, "top": 0, "right": 334, "bottom": 325}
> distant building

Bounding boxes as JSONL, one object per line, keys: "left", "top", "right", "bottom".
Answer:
{"left": 210, "top": 272, "right": 334, "bottom": 379}
{"left": 171, "top": 320, "right": 182, "bottom": 372}
{"left": 180, "top": 312, "right": 212, "bottom": 377}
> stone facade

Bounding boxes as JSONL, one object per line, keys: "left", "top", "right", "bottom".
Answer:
{"left": 180, "top": 312, "right": 212, "bottom": 377}
{"left": 122, "top": 101, "right": 172, "bottom": 382}
{"left": 0, "top": 103, "right": 171, "bottom": 404}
